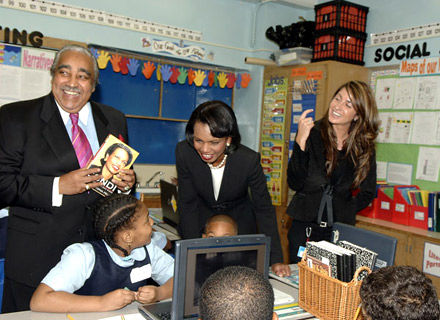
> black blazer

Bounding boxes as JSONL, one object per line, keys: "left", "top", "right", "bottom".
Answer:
{"left": 0, "top": 93, "right": 128, "bottom": 287}
{"left": 175, "top": 140, "right": 284, "bottom": 264}
{"left": 286, "top": 120, "right": 376, "bottom": 225}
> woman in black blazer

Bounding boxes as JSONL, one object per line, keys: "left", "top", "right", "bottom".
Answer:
{"left": 286, "top": 81, "right": 379, "bottom": 263}
{"left": 176, "top": 101, "right": 290, "bottom": 276}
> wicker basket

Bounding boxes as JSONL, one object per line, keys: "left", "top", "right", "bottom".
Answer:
{"left": 298, "top": 259, "right": 371, "bottom": 320}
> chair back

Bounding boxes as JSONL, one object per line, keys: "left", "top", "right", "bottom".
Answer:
{"left": 332, "top": 222, "right": 397, "bottom": 269}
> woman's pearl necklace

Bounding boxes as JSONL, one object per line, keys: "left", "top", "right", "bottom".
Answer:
{"left": 208, "top": 154, "right": 228, "bottom": 169}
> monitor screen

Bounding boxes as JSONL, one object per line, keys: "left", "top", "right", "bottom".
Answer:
{"left": 171, "top": 235, "right": 270, "bottom": 319}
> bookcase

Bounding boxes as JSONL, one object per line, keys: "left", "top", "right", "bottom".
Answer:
{"left": 260, "top": 61, "right": 369, "bottom": 262}
{"left": 356, "top": 215, "right": 440, "bottom": 293}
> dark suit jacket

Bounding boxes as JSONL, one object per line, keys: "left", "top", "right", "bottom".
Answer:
{"left": 0, "top": 93, "right": 128, "bottom": 288}
{"left": 175, "top": 140, "right": 283, "bottom": 264}
{"left": 286, "top": 120, "right": 376, "bottom": 225}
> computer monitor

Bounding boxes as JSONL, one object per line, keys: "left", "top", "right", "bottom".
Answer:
{"left": 139, "top": 234, "right": 270, "bottom": 320}
{"left": 160, "top": 180, "right": 179, "bottom": 227}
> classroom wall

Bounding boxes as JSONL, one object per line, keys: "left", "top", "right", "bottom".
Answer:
{"left": 0, "top": 0, "right": 313, "bottom": 183}
{"left": 0, "top": 0, "right": 311, "bottom": 149}
{"left": 1, "top": 0, "right": 439, "bottom": 184}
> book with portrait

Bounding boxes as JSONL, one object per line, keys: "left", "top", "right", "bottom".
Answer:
{"left": 87, "top": 134, "right": 139, "bottom": 197}
{"left": 306, "top": 255, "right": 331, "bottom": 277}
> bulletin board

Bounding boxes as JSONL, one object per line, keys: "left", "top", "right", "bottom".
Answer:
{"left": 371, "top": 59, "right": 440, "bottom": 191}
{"left": 88, "top": 45, "right": 239, "bottom": 165}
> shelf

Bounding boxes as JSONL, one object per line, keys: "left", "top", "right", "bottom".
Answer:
{"left": 242, "top": 0, "right": 317, "bottom": 9}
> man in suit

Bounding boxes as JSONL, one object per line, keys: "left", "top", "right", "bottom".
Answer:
{"left": 0, "top": 44, "right": 135, "bottom": 313}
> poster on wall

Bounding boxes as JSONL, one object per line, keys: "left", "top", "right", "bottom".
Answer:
{"left": 261, "top": 76, "right": 287, "bottom": 206}
{"left": 423, "top": 242, "right": 440, "bottom": 278}
{"left": 375, "top": 77, "right": 396, "bottom": 109}
{"left": 393, "top": 77, "right": 416, "bottom": 109}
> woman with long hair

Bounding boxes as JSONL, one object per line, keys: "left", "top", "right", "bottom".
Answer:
{"left": 286, "top": 80, "right": 379, "bottom": 263}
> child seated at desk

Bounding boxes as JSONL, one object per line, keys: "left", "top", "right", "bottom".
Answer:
{"left": 359, "top": 265, "right": 439, "bottom": 320}
{"left": 202, "top": 214, "right": 238, "bottom": 238}
{"left": 30, "top": 194, "right": 174, "bottom": 313}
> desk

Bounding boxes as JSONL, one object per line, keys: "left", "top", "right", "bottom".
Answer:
{"left": 149, "top": 208, "right": 180, "bottom": 242}
{"left": 0, "top": 303, "right": 141, "bottom": 320}
{"left": 0, "top": 279, "right": 316, "bottom": 320}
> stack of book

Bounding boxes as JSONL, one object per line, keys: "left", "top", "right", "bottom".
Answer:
{"left": 305, "top": 240, "right": 377, "bottom": 282}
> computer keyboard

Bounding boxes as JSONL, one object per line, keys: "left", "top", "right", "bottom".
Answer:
{"left": 157, "top": 311, "right": 171, "bottom": 320}
{"left": 158, "top": 223, "right": 179, "bottom": 236}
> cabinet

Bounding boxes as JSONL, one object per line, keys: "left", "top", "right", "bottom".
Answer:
{"left": 140, "top": 193, "right": 161, "bottom": 208}
{"left": 356, "top": 215, "right": 440, "bottom": 293}
{"left": 261, "top": 61, "right": 369, "bottom": 262}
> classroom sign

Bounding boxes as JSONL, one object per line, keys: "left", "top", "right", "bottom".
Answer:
{"left": 423, "top": 242, "right": 440, "bottom": 277}
{"left": 400, "top": 56, "right": 440, "bottom": 77}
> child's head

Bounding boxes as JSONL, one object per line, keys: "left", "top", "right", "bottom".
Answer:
{"left": 202, "top": 214, "right": 238, "bottom": 238}
{"left": 93, "top": 194, "right": 154, "bottom": 256}
{"left": 360, "top": 265, "right": 440, "bottom": 320}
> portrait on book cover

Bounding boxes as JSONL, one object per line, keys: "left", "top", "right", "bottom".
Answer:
{"left": 88, "top": 134, "right": 139, "bottom": 197}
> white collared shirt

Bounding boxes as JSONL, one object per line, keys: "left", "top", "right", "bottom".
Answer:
{"left": 52, "top": 101, "right": 100, "bottom": 206}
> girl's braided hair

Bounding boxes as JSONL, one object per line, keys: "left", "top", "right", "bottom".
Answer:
{"left": 93, "top": 194, "right": 141, "bottom": 256}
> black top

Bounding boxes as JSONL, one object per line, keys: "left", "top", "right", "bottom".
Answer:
{"left": 175, "top": 140, "right": 284, "bottom": 264}
{"left": 286, "top": 120, "right": 376, "bottom": 225}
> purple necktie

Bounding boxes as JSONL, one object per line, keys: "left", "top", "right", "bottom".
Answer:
{"left": 70, "top": 113, "right": 93, "bottom": 168}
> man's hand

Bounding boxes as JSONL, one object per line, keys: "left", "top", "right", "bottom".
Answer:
{"left": 59, "top": 168, "right": 103, "bottom": 195}
{"left": 113, "top": 169, "right": 136, "bottom": 192}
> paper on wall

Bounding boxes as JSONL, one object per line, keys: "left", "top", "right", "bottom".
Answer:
{"left": 416, "top": 147, "right": 440, "bottom": 182}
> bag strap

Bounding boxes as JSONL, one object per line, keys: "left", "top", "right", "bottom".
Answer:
{"left": 317, "top": 184, "right": 334, "bottom": 227}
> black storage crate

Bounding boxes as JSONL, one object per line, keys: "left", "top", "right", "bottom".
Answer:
{"left": 312, "top": 28, "right": 367, "bottom": 65}
{"left": 315, "top": 0, "right": 368, "bottom": 33}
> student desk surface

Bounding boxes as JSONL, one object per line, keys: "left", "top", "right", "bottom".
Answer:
{"left": 0, "top": 279, "right": 302, "bottom": 320}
